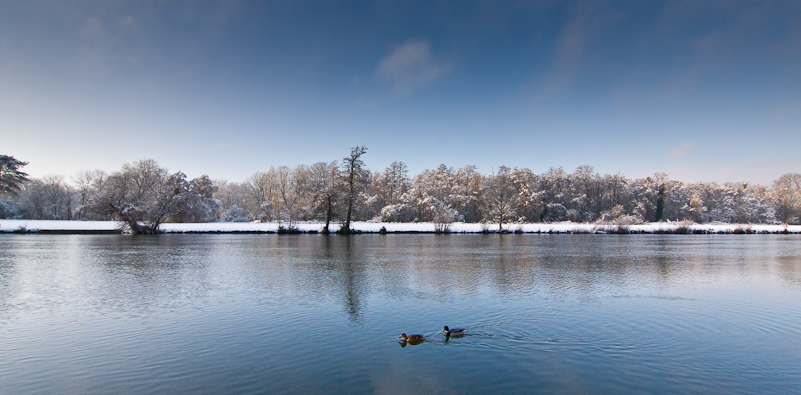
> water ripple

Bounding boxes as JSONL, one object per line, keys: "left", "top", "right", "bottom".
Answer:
{"left": 1, "top": 234, "right": 801, "bottom": 394}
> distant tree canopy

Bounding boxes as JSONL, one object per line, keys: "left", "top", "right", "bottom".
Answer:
{"left": 2, "top": 151, "right": 800, "bottom": 227}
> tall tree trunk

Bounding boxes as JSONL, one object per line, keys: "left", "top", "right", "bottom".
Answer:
{"left": 344, "top": 169, "right": 355, "bottom": 233}
{"left": 655, "top": 184, "right": 665, "bottom": 222}
{"left": 540, "top": 200, "right": 547, "bottom": 222}
{"left": 115, "top": 206, "right": 146, "bottom": 235}
{"left": 340, "top": 145, "right": 367, "bottom": 235}
{"left": 323, "top": 194, "right": 332, "bottom": 234}
{"left": 499, "top": 216, "right": 503, "bottom": 232}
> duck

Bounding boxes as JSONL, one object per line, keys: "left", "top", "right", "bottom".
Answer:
{"left": 442, "top": 326, "right": 465, "bottom": 337}
{"left": 399, "top": 333, "right": 425, "bottom": 344}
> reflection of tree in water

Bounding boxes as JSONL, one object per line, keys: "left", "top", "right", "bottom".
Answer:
{"left": 0, "top": 244, "right": 18, "bottom": 316}
{"left": 342, "top": 238, "right": 362, "bottom": 322}
{"left": 654, "top": 237, "right": 673, "bottom": 279}
{"left": 778, "top": 255, "right": 801, "bottom": 285}
{"left": 322, "top": 236, "right": 364, "bottom": 322}
{"left": 94, "top": 235, "right": 215, "bottom": 313}
{"left": 489, "top": 235, "right": 529, "bottom": 296}
{"left": 0, "top": 235, "right": 218, "bottom": 319}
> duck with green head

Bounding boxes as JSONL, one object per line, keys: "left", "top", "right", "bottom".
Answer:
{"left": 442, "top": 326, "right": 465, "bottom": 337}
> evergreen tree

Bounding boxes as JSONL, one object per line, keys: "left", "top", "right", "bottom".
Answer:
{"left": 0, "top": 155, "right": 30, "bottom": 197}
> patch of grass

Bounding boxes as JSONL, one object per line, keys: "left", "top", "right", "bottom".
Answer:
{"left": 610, "top": 225, "right": 631, "bottom": 234}
{"left": 277, "top": 226, "right": 302, "bottom": 234}
{"left": 732, "top": 225, "right": 753, "bottom": 234}
{"left": 434, "top": 223, "right": 451, "bottom": 234}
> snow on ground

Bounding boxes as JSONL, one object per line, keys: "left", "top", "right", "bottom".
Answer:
{"left": 1, "top": 219, "right": 799, "bottom": 234}
{"left": 0, "top": 220, "right": 122, "bottom": 232}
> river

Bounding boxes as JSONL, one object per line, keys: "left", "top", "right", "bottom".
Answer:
{"left": 1, "top": 234, "right": 800, "bottom": 394}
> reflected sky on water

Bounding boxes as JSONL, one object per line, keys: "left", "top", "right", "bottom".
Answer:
{"left": 1, "top": 234, "right": 800, "bottom": 394}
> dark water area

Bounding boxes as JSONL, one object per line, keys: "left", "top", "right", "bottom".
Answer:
{"left": 1, "top": 234, "right": 800, "bottom": 394}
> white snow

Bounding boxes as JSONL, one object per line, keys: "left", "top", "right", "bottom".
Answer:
{"left": 0, "top": 220, "right": 122, "bottom": 232}
{"left": 1, "top": 220, "right": 799, "bottom": 234}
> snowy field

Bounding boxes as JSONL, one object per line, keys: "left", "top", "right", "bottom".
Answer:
{"left": 1, "top": 220, "right": 799, "bottom": 234}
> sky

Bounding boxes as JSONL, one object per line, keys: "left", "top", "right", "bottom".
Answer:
{"left": 1, "top": 0, "right": 800, "bottom": 186}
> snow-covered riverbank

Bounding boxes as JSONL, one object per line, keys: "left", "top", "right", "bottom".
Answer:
{"left": 1, "top": 220, "right": 799, "bottom": 234}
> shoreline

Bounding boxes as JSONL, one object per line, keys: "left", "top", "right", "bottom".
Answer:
{"left": 1, "top": 220, "right": 799, "bottom": 235}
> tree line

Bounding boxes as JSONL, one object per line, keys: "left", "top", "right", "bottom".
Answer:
{"left": 1, "top": 150, "right": 800, "bottom": 234}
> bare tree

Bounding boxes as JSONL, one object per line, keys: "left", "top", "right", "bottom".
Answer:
{"left": 245, "top": 171, "right": 275, "bottom": 222}
{"left": 308, "top": 161, "right": 340, "bottom": 233}
{"left": 72, "top": 170, "right": 105, "bottom": 220}
{"left": 214, "top": 179, "right": 250, "bottom": 222}
{"left": 17, "top": 175, "right": 73, "bottom": 220}
{"left": 91, "top": 159, "right": 202, "bottom": 234}
{"left": 483, "top": 166, "right": 518, "bottom": 232}
{"left": 772, "top": 173, "right": 801, "bottom": 224}
{"left": 341, "top": 146, "right": 367, "bottom": 233}
{"left": 451, "top": 165, "right": 483, "bottom": 223}
{"left": 383, "top": 161, "right": 410, "bottom": 206}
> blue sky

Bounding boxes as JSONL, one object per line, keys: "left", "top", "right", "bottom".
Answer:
{"left": 1, "top": 0, "right": 799, "bottom": 185}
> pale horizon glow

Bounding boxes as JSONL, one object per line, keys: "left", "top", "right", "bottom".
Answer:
{"left": 1, "top": 1, "right": 800, "bottom": 186}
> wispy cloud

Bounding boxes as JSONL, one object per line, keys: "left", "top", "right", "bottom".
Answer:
{"left": 79, "top": 17, "right": 105, "bottom": 38}
{"left": 544, "top": 2, "right": 622, "bottom": 95}
{"left": 375, "top": 40, "right": 449, "bottom": 94}
{"left": 665, "top": 141, "right": 695, "bottom": 160}
{"left": 73, "top": 13, "right": 144, "bottom": 71}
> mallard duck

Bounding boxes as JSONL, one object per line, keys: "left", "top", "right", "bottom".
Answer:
{"left": 399, "top": 333, "right": 425, "bottom": 344}
{"left": 442, "top": 326, "right": 465, "bottom": 337}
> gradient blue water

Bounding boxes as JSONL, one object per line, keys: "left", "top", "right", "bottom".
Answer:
{"left": 1, "top": 234, "right": 800, "bottom": 394}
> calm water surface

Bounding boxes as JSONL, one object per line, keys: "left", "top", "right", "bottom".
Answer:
{"left": 1, "top": 234, "right": 800, "bottom": 394}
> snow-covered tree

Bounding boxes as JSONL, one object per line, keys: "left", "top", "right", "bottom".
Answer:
{"left": 171, "top": 174, "right": 219, "bottom": 223}
{"left": 371, "top": 161, "right": 411, "bottom": 219}
{"left": 5, "top": 151, "right": 795, "bottom": 226}
{"left": 509, "top": 167, "right": 539, "bottom": 222}
{"left": 71, "top": 170, "right": 105, "bottom": 220}
{"left": 544, "top": 203, "right": 568, "bottom": 222}
{"left": 214, "top": 179, "right": 250, "bottom": 222}
{"left": 16, "top": 175, "right": 73, "bottom": 220}
{"left": 568, "top": 165, "right": 602, "bottom": 222}
{"left": 308, "top": 161, "right": 340, "bottom": 233}
{"left": 537, "top": 167, "right": 569, "bottom": 222}
{"left": 600, "top": 173, "right": 629, "bottom": 215}
{"left": 772, "top": 173, "right": 801, "bottom": 224}
{"left": 0, "top": 155, "right": 30, "bottom": 197}
{"left": 245, "top": 171, "right": 276, "bottom": 222}
{"left": 483, "top": 166, "right": 518, "bottom": 231}
{"left": 683, "top": 190, "right": 707, "bottom": 222}
{"left": 379, "top": 203, "right": 415, "bottom": 222}
{"left": 90, "top": 159, "right": 210, "bottom": 234}
{"left": 0, "top": 199, "right": 21, "bottom": 219}
{"left": 450, "top": 165, "right": 483, "bottom": 223}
